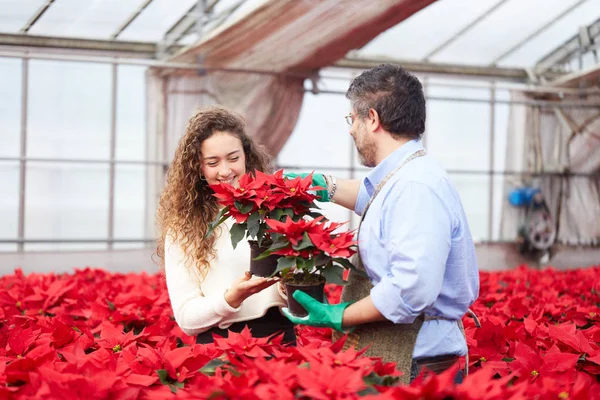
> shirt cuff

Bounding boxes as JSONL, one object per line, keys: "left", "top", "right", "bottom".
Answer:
{"left": 214, "top": 290, "right": 242, "bottom": 317}
{"left": 370, "top": 278, "right": 416, "bottom": 324}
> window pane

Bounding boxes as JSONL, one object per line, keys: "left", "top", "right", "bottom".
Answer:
{"left": 0, "top": 0, "right": 45, "bottom": 33}
{"left": 431, "top": 0, "right": 585, "bottom": 65}
{"left": 279, "top": 93, "right": 353, "bottom": 169}
{"left": 0, "top": 57, "right": 21, "bottom": 158}
{"left": 116, "top": 65, "right": 147, "bottom": 161}
{"left": 28, "top": 60, "right": 111, "bottom": 160}
{"left": 113, "top": 165, "right": 146, "bottom": 249}
{"left": 118, "top": 0, "right": 197, "bottom": 42}
{"left": 449, "top": 173, "right": 490, "bottom": 242}
{"left": 426, "top": 100, "right": 491, "bottom": 171}
{"left": 28, "top": 0, "right": 150, "bottom": 39}
{"left": 25, "top": 162, "right": 109, "bottom": 251}
{"left": 0, "top": 162, "right": 19, "bottom": 252}
{"left": 355, "top": 0, "right": 501, "bottom": 61}
{"left": 498, "top": 0, "right": 600, "bottom": 67}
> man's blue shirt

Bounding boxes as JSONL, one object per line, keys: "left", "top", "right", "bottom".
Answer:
{"left": 355, "top": 139, "right": 479, "bottom": 359}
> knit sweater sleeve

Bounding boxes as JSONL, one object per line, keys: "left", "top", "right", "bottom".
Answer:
{"left": 164, "top": 232, "right": 241, "bottom": 337}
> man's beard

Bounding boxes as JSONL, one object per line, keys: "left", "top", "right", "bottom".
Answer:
{"left": 355, "top": 134, "right": 377, "bottom": 167}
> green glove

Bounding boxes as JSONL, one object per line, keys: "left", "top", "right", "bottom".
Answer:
{"left": 284, "top": 172, "right": 330, "bottom": 202}
{"left": 282, "top": 290, "right": 353, "bottom": 332}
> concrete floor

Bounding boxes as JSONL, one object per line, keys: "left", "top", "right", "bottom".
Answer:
{"left": 0, "top": 243, "right": 598, "bottom": 276}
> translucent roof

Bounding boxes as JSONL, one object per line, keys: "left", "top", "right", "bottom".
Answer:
{"left": 0, "top": 0, "right": 597, "bottom": 69}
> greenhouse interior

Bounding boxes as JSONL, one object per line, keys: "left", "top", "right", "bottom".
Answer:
{"left": 0, "top": 0, "right": 599, "bottom": 398}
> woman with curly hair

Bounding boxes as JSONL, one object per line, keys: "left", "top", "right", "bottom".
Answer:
{"left": 156, "top": 105, "right": 295, "bottom": 345}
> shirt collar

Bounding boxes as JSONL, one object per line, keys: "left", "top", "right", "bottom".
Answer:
{"left": 364, "top": 139, "right": 423, "bottom": 195}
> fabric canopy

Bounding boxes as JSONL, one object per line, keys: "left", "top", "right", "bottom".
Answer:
{"left": 148, "top": 0, "right": 436, "bottom": 159}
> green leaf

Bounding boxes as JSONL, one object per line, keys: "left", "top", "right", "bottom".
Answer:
{"left": 502, "top": 357, "right": 515, "bottom": 362}
{"left": 296, "top": 257, "right": 315, "bottom": 272}
{"left": 230, "top": 223, "right": 247, "bottom": 249}
{"left": 256, "top": 223, "right": 269, "bottom": 247}
{"left": 321, "top": 265, "right": 347, "bottom": 285}
{"left": 292, "top": 232, "right": 313, "bottom": 251}
{"left": 282, "top": 208, "right": 294, "bottom": 220}
{"left": 199, "top": 359, "right": 226, "bottom": 376}
{"left": 333, "top": 257, "right": 368, "bottom": 278}
{"left": 247, "top": 212, "right": 261, "bottom": 239}
{"left": 268, "top": 208, "right": 284, "bottom": 221}
{"left": 156, "top": 369, "right": 169, "bottom": 385}
{"left": 106, "top": 300, "right": 115, "bottom": 311}
{"left": 363, "top": 371, "right": 400, "bottom": 387}
{"left": 358, "top": 387, "right": 379, "bottom": 396}
{"left": 274, "top": 257, "right": 296, "bottom": 274}
{"left": 314, "top": 253, "right": 331, "bottom": 267}
{"left": 206, "top": 207, "right": 229, "bottom": 238}
{"left": 234, "top": 201, "right": 254, "bottom": 214}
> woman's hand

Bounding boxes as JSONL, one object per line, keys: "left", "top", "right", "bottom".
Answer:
{"left": 224, "top": 272, "right": 279, "bottom": 308}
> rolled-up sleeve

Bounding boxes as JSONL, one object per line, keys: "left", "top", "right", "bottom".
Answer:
{"left": 370, "top": 181, "right": 452, "bottom": 324}
{"left": 354, "top": 182, "right": 371, "bottom": 216}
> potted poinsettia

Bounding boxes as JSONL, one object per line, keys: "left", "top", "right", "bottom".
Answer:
{"left": 208, "top": 169, "right": 324, "bottom": 277}
{"left": 256, "top": 216, "right": 359, "bottom": 317}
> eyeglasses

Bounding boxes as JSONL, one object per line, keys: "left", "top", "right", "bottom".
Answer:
{"left": 345, "top": 114, "right": 354, "bottom": 126}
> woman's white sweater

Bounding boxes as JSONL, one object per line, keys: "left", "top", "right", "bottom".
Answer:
{"left": 164, "top": 220, "right": 287, "bottom": 337}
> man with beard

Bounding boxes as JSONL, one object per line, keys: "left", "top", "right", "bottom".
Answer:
{"left": 283, "top": 64, "right": 480, "bottom": 383}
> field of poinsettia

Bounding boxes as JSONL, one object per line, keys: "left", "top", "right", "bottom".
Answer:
{"left": 1, "top": 265, "right": 599, "bottom": 399}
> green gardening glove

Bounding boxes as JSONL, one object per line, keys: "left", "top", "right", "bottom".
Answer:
{"left": 282, "top": 291, "right": 353, "bottom": 332}
{"left": 283, "top": 172, "right": 330, "bottom": 202}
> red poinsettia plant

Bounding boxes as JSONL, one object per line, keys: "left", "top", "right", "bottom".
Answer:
{"left": 256, "top": 216, "right": 359, "bottom": 285}
{"left": 208, "top": 169, "right": 323, "bottom": 249}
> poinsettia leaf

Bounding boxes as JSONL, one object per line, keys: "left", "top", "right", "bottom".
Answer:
{"left": 106, "top": 300, "right": 116, "bottom": 311}
{"left": 269, "top": 208, "right": 284, "bottom": 221}
{"left": 199, "top": 359, "right": 226, "bottom": 376}
{"left": 257, "top": 223, "right": 269, "bottom": 247}
{"left": 230, "top": 223, "right": 247, "bottom": 249}
{"left": 234, "top": 201, "right": 253, "bottom": 214}
{"left": 282, "top": 208, "right": 294, "bottom": 220}
{"left": 321, "top": 265, "right": 347, "bottom": 285}
{"left": 363, "top": 371, "right": 400, "bottom": 386}
{"left": 247, "top": 212, "right": 261, "bottom": 239}
{"left": 314, "top": 253, "right": 331, "bottom": 267}
{"left": 333, "top": 257, "right": 367, "bottom": 278}
{"left": 156, "top": 369, "right": 169, "bottom": 385}
{"left": 206, "top": 207, "right": 229, "bottom": 238}
{"left": 170, "top": 381, "right": 185, "bottom": 393}
{"left": 275, "top": 257, "right": 296, "bottom": 274}
{"left": 292, "top": 232, "right": 313, "bottom": 251}
{"left": 308, "top": 211, "right": 324, "bottom": 219}
{"left": 296, "top": 257, "right": 315, "bottom": 271}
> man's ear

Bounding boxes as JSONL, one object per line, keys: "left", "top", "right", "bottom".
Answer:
{"left": 367, "top": 108, "right": 382, "bottom": 133}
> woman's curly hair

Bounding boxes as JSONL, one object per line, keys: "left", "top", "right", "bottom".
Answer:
{"left": 155, "top": 105, "right": 271, "bottom": 277}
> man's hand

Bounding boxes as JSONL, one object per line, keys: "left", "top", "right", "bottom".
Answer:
{"left": 281, "top": 291, "right": 352, "bottom": 332}
{"left": 224, "top": 272, "right": 279, "bottom": 308}
{"left": 284, "top": 172, "right": 330, "bottom": 202}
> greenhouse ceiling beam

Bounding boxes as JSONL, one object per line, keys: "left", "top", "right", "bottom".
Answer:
{"left": 535, "top": 16, "right": 600, "bottom": 76}
{"left": 546, "top": 63, "right": 600, "bottom": 88}
{"left": 110, "top": 0, "right": 155, "bottom": 40}
{"left": 160, "top": 0, "right": 221, "bottom": 54}
{"left": 0, "top": 33, "right": 160, "bottom": 56}
{"left": 336, "top": 56, "right": 528, "bottom": 82}
{"left": 423, "top": 0, "right": 510, "bottom": 62}
{"left": 491, "top": 0, "right": 590, "bottom": 66}
{"left": 20, "top": 0, "right": 56, "bottom": 33}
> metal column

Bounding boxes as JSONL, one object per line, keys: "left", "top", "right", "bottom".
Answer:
{"left": 107, "top": 63, "right": 118, "bottom": 249}
{"left": 488, "top": 85, "right": 496, "bottom": 241}
{"left": 17, "top": 57, "right": 29, "bottom": 251}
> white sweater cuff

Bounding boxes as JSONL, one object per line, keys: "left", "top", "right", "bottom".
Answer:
{"left": 214, "top": 290, "right": 242, "bottom": 317}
